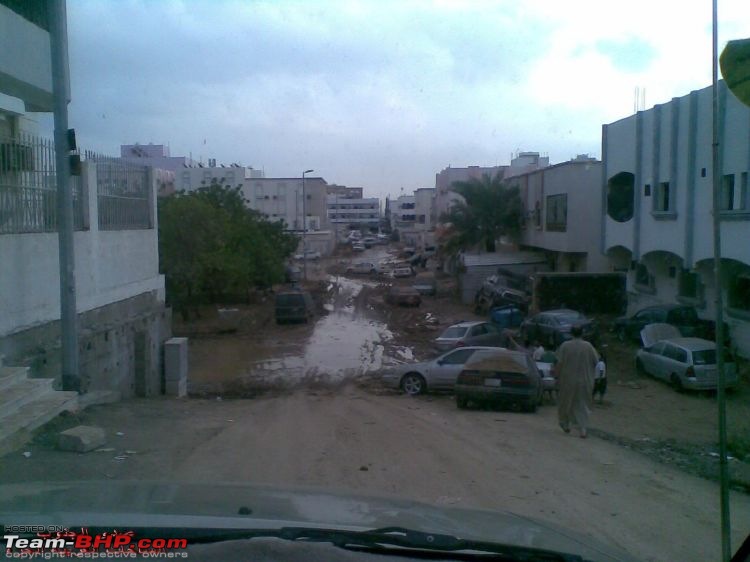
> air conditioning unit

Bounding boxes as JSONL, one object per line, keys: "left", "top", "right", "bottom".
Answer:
{"left": 0, "top": 142, "right": 34, "bottom": 172}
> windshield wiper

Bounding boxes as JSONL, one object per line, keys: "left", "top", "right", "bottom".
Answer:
{"left": 180, "top": 525, "right": 592, "bottom": 561}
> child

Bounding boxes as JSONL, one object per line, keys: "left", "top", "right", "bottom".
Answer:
{"left": 593, "top": 352, "right": 607, "bottom": 404}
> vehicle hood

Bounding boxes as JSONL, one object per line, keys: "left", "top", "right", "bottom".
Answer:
{"left": 0, "top": 481, "right": 641, "bottom": 561}
{"left": 641, "top": 323, "right": 681, "bottom": 347}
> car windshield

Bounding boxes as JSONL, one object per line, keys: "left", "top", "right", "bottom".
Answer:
{"left": 2, "top": 3, "right": 749, "bottom": 562}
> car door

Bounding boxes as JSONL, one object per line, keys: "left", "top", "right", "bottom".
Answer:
{"left": 465, "top": 324, "right": 489, "bottom": 346}
{"left": 662, "top": 343, "right": 689, "bottom": 380}
{"left": 432, "top": 348, "right": 478, "bottom": 387}
{"left": 642, "top": 342, "right": 667, "bottom": 379}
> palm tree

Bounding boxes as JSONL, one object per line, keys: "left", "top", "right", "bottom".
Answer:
{"left": 439, "top": 172, "right": 522, "bottom": 253}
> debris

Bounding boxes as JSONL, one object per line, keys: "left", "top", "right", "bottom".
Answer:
{"left": 115, "top": 432, "right": 125, "bottom": 437}
{"left": 95, "top": 448, "right": 116, "bottom": 453}
{"left": 125, "top": 450, "right": 137, "bottom": 455}
{"left": 627, "top": 382, "right": 642, "bottom": 389}
{"left": 57, "top": 425, "right": 106, "bottom": 453}
{"left": 113, "top": 456, "right": 127, "bottom": 461}
{"left": 359, "top": 465, "right": 369, "bottom": 471}
{"left": 226, "top": 419, "right": 234, "bottom": 423}
{"left": 22, "top": 451, "right": 31, "bottom": 458}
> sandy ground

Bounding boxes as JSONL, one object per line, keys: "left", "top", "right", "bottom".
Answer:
{"left": 4, "top": 244, "right": 750, "bottom": 561}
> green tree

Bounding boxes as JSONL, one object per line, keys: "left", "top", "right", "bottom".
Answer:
{"left": 439, "top": 173, "right": 522, "bottom": 253}
{"left": 158, "top": 181, "right": 298, "bottom": 319}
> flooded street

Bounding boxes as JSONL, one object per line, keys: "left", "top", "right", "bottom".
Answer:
{"left": 187, "top": 248, "right": 413, "bottom": 394}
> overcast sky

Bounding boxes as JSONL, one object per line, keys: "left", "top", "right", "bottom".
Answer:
{"left": 44, "top": 0, "right": 750, "bottom": 199}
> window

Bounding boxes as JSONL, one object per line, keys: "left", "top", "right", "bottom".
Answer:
{"left": 720, "top": 173, "right": 747, "bottom": 211}
{"left": 442, "top": 349, "right": 475, "bottom": 365}
{"left": 678, "top": 270, "right": 701, "bottom": 300}
{"left": 649, "top": 342, "right": 667, "bottom": 355}
{"left": 654, "top": 181, "right": 671, "bottom": 212}
{"left": 635, "top": 263, "right": 654, "bottom": 290}
{"left": 469, "top": 325, "right": 488, "bottom": 336}
{"left": 644, "top": 184, "right": 651, "bottom": 197}
{"left": 729, "top": 276, "right": 750, "bottom": 311}
{"left": 545, "top": 194, "right": 567, "bottom": 232}
{"left": 664, "top": 345, "right": 688, "bottom": 364}
{"left": 606, "top": 171, "right": 635, "bottom": 222}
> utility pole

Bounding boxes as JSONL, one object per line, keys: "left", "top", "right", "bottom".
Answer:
{"left": 50, "top": 0, "right": 79, "bottom": 392}
{"left": 302, "top": 169, "right": 313, "bottom": 281}
{"left": 711, "top": 1, "right": 731, "bottom": 559}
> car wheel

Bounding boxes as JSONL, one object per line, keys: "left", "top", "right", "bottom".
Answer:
{"left": 401, "top": 373, "right": 426, "bottom": 396}
{"left": 670, "top": 374, "right": 684, "bottom": 392}
{"left": 635, "top": 358, "right": 646, "bottom": 376}
{"left": 456, "top": 395, "right": 468, "bottom": 409}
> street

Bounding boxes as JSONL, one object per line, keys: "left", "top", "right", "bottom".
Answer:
{"left": 3, "top": 247, "right": 750, "bottom": 562}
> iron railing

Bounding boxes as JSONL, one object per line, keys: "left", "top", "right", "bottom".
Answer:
{"left": 0, "top": 132, "right": 84, "bottom": 234}
{"left": 85, "top": 151, "right": 152, "bottom": 230}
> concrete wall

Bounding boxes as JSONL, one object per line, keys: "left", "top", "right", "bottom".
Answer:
{"left": 1, "top": 162, "right": 165, "bottom": 337}
{"left": 0, "top": 4, "right": 53, "bottom": 112}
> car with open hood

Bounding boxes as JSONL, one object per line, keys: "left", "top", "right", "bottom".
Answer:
{"left": 636, "top": 323, "right": 738, "bottom": 391}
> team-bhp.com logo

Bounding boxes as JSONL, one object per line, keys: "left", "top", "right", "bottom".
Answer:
{"left": 4, "top": 526, "right": 188, "bottom": 558}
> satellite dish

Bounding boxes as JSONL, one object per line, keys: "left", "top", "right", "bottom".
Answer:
{"left": 720, "top": 38, "right": 750, "bottom": 107}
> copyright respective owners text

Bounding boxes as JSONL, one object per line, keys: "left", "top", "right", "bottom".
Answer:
{"left": 3, "top": 525, "right": 189, "bottom": 558}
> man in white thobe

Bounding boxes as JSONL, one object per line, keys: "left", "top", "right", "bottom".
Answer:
{"left": 555, "top": 325, "right": 599, "bottom": 438}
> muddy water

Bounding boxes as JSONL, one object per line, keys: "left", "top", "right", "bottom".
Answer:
{"left": 188, "top": 266, "right": 413, "bottom": 394}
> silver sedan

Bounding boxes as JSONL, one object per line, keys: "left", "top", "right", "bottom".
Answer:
{"left": 381, "top": 346, "right": 500, "bottom": 395}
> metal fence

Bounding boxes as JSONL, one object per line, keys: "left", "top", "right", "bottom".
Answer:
{"left": 0, "top": 132, "right": 84, "bottom": 234}
{"left": 84, "top": 151, "right": 152, "bottom": 230}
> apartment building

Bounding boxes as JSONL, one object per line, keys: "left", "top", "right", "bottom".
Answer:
{"left": 602, "top": 81, "right": 750, "bottom": 357}
{"left": 241, "top": 176, "right": 329, "bottom": 232}
{"left": 510, "top": 155, "right": 607, "bottom": 273}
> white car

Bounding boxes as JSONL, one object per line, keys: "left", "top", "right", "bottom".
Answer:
{"left": 293, "top": 250, "right": 321, "bottom": 261}
{"left": 346, "top": 262, "right": 379, "bottom": 275}
{"left": 381, "top": 346, "right": 500, "bottom": 395}
{"left": 391, "top": 266, "right": 414, "bottom": 278}
{"left": 352, "top": 242, "right": 365, "bottom": 252}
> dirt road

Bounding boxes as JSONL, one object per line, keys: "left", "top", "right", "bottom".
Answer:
{"left": 3, "top": 389, "right": 749, "bottom": 562}
{"left": 4, "top": 246, "right": 750, "bottom": 562}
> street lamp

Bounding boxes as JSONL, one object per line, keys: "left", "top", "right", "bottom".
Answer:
{"left": 302, "top": 169, "right": 314, "bottom": 281}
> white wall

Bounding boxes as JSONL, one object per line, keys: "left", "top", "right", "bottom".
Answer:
{"left": 0, "top": 162, "right": 165, "bottom": 337}
{"left": 0, "top": 4, "right": 53, "bottom": 111}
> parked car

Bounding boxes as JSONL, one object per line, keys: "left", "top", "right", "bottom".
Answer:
{"left": 385, "top": 286, "right": 421, "bottom": 307}
{"left": 346, "top": 262, "right": 379, "bottom": 275}
{"left": 284, "top": 264, "right": 302, "bottom": 283}
{"left": 275, "top": 290, "right": 315, "bottom": 324}
{"left": 392, "top": 265, "right": 415, "bottom": 278}
{"left": 475, "top": 286, "right": 529, "bottom": 314}
{"left": 362, "top": 237, "right": 377, "bottom": 248}
{"left": 293, "top": 250, "right": 321, "bottom": 261}
{"left": 636, "top": 323, "right": 738, "bottom": 391}
{"left": 455, "top": 348, "right": 543, "bottom": 412}
{"left": 520, "top": 309, "right": 598, "bottom": 348}
{"left": 381, "top": 346, "right": 500, "bottom": 395}
{"left": 434, "top": 321, "right": 505, "bottom": 351}
{"left": 613, "top": 304, "right": 718, "bottom": 343}
{"left": 352, "top": 242, "right": 365, "bottom": 252}
{"left": 412, "top": 272, "right": 436, "bottom": 296}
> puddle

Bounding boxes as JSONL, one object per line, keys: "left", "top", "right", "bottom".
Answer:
{"left": 189, "top": 273, "right": 407, "bottom": 393}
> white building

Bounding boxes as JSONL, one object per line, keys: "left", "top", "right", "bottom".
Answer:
{"left": 0, "top": 1, "right": 171, "bottom": 412}
{"left": 414, "top": 187, "right": 436, "bottom": 230}
{"left": 327, "top": 196, "right": 380, "bottom": 234}
{"left": 434, "top": 165, "right": 506, "bottom": 221}
{"left": 602, "top": 81, "right": 750, "bottom": 357}
{"left": 177, "top": 164, "right": 263, "bottom": 192}
{"left": 511, "top": 155, "right": 608, "bottom": 273}
{"left": 120, "top": 143, "right": 197, "bottom": 173}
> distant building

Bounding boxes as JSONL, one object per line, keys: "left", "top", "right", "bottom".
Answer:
{"left": 327, "top": 184, "right": 363, "bottom": 199}
{"left": 176, "top": 164, "right": 262, "bottom": 192}
{"left": 504, "top": 151, "right": 551, "bottom": 179}
{"left": 602, "top": 81, "right": 750, "bottom": 357}
{"left": 120, "top": 143, "right": 197, "bottom": 173}
{"left": 241, "top": 176, "right": 329, "bottom": 232}
{"left": 327, "top": 195, "right": 380, "bottom": 235}
{"left": 509, "top": 155, "right": 607, "bottom": 273}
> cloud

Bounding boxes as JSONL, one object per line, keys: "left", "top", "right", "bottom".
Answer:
{"left": 47, "top": 0, "right": 750, "bottom": 198}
